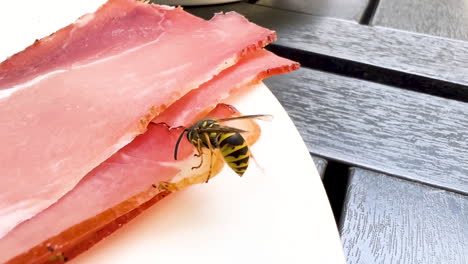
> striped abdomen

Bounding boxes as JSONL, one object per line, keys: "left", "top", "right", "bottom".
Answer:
{"left": 218, "top": 132, "right": 250, "bottom": 176}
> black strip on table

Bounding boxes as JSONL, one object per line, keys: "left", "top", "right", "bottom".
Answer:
{"left": 359, "top": 0, "right": 380, "bottom": 25}
{"left": 321, "top": 160, "right": 350, "bottom": 225}
{"left": 267, "top": 44, "right": 468, "bottom": 104}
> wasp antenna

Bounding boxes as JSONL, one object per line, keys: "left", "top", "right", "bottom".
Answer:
{"left": 174, "top": 129, "right": 188, "bottom": 160}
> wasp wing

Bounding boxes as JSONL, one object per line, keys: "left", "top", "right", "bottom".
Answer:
{"left": 217, "top": 114, "right": 272, "bottom": 123}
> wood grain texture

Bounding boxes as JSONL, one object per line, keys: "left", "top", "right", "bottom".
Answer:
{"left": 264, "top": 67, "right": 468, "bottom": 194}
{"left": 341, "top": 168, "right": 468, "bottom": 264}
{"left": 188, "top": 3, "right": 468, "bottom": 86}
{"left": 311, "top": 156, "right": 327, "bottom": 179}
{"left": 254, "top": 0, "right": 369, "bottom": 21}
{"left": 373, "top": 0, "right": 468, "bottom": 41}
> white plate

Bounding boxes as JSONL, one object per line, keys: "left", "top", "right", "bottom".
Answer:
{"left": 0, "top": 1, "right": 345, "bottom": 263}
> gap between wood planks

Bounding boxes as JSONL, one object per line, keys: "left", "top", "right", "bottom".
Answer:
{"left": 315, "top": 156, "right": 350, "bottom": 227}
{"left": 359, "top": 0, "right": 380, "bottom": 25}
{"left": 267, "top": 44, "right": 468, "bottom": 104}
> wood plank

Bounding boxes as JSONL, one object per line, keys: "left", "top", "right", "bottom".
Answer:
{"left": 312, "top": 156, "right": 327, "bottom": 179}
{"left": 341, "top": 168, "right": 468, "bottom": 264}
{"left": 264, "top": 67, "right": 468, "bottom": 194}
{"left": 188, "top": 3, "right": 468, "bottom": 87}
{"left": 254, "top": 0, "right": 369, "bottom": 21}
{"left": 373, "top": 0, "right": 468, "bottom": 41}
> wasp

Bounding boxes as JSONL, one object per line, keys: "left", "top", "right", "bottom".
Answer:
{"left": 174, "top": 114, "right": 270, "bottom": 182}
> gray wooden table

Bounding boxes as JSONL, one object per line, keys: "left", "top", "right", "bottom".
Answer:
{"left": 184, "top": 1, "right": 468, "bottom": 263}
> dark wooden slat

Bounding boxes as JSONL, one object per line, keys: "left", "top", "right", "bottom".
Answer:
{"left": 373, "top": 0, "right": 468, "bottom": 41}
{"left": 264, "top": 67, "right": 468, "bottom": 194}
{"left": 188, "top": 3, "right": 468, "bottom": 87}
{"left": 254, "top": 0, "right": 369, "bottom": 21}
{"left": 341, "top": 168, "right": 468, "bottom": 264}
{"left": 311, "top": 156, "right": 327, "bottom": 179}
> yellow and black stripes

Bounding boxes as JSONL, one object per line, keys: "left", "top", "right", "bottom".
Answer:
{"left": 174, "top": 115, "right": 268, "bottom": 180}
{"left": 218, "top": 132, "right": 250, "bottom": 176}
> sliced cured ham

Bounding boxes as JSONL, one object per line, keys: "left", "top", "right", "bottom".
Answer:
{"left": 0, "top": 0, "right": 276, "bottom": 238}
{"left": 4, "top": 105, "right": 255, "bottom": 264}
{"left": 1, "top": 49, "right": 299, "bottom": 263}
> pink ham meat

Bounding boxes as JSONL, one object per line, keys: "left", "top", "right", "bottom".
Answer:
{"left": 0, "top": 0, "right": 276, "bottom": 238}
{"left": 153, "top": 49, "right": 299, "bottom": 127}
{"left": 1, "top": 50, "right": 299, "bottom": 263}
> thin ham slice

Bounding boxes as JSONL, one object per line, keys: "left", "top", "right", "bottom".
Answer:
{"left": 1, "top": 49, "right": 298, "bottom": 263}
{"left": 0, "top": 0, "right": 276, "bottom": 238}
{"left": 153, "top": 49, "right": 299, "bottom": 127}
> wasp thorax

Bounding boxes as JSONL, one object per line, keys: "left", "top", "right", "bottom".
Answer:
{"left": 187, "top": 119, "right": 221, "bottom": 148}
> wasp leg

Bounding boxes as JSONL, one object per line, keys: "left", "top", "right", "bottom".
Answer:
{"left": 249, "top": 152, "right": 265, "bottom": 175}
{"left": 48, "top": 252, "right": 67, "bottom": 262}
{"left": 191, "top": 139, "right": 204, "bottom": 170}
{"left": 203, "top": 133, "right": 216, "bottom": 183}
{"left": 193, "top": 146, "right": 202, "bottom": 158}
{"left": 158, "top": 181, "right": 178, "bottom": 192}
